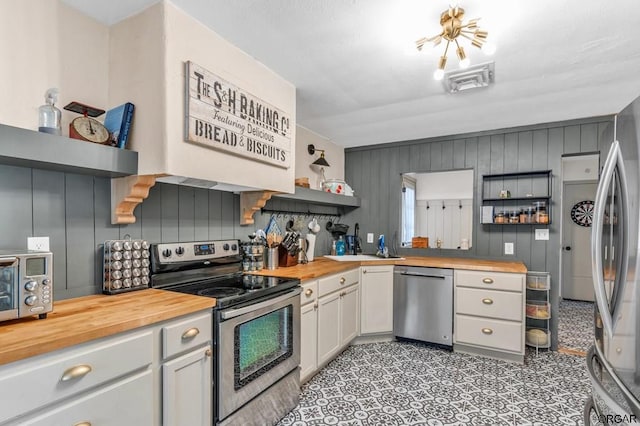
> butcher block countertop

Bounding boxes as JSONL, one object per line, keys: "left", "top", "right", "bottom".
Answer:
{"left": 251, "top": 256, "right": 527, "bottom": 280}
{"left": 0, "top": 289, "right": 215, "bottom": 366}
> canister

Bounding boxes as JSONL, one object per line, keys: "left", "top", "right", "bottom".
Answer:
{"left": 266, "top": 247, "right": 279, "bottom": 270}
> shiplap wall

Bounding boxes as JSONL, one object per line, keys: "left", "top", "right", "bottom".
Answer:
{"left": 344, "top": 116, "right": 615, "bottom": 349}
{"left": 0, "top": 168, "right": 337, "bottom": 300}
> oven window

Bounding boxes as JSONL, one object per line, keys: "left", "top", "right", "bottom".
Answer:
{"left": 0, "top": 263, "right": 17, "bottom": 312}
{"left": 234, "top": 304, "right": 293, "bottom": 390}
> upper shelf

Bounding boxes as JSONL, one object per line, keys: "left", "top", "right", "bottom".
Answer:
{"left": 0, "top": 123, "right": 138, "bottom": 177}
{"left": 272, "top": 186, "right": 361, "bottom": 207}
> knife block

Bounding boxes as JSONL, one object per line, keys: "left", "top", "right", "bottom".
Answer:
{"left": 278, "top": 245, "right": 299, "bottom": 267}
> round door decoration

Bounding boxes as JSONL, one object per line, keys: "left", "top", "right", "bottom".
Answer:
{"left": 571, "top": 200, "right": 594, "bottom": 227}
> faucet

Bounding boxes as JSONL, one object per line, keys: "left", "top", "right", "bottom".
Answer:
{"left": 353, "top": 223, "right": 360, "bottom": 255}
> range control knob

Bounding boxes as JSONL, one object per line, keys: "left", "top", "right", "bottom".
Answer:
{"left": 175, "top": 246, "right": 185, "bottom": 256}
{"left": 162, "top": 249, "right": 172, "bottom": 258}
{"left": 231, "top": 244, "right": 238, "bottom": 251}
{"left": 223, "top": 243, "right": 230, "bottom": 251}
{"left": 24, "top": 280, "right": 38, "bottom": 292}
{"left": 25, "top": 295, "right": 38, "bottom": 306}
{"left": 42, "top": 278, "right": 51, "bottom": 286}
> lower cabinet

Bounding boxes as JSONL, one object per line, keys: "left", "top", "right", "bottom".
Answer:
{"left": 300, "top": 269, "right": 359, "bottom": 382}
{"left": 300, "top": 280, "right": 318, "bottom": 383}
{"left": 162, "top": 345, "right": 213, "bottom": 426}
{"left": 0, "top": 309, "right": 213, "bottom": 426}
{"left": 360, "top": 265, "right": 394, "bottom": 334}
{"left": 453, "top": 270, "right": 525, "bottom": 363}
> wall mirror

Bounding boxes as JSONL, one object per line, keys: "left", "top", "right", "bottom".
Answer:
{"left": 401, "top": 169, "right": 474, "bottom": 249}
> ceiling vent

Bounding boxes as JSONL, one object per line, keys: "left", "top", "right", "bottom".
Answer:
{"left": 443, "top": 61, "right": 495, "bottom": 93}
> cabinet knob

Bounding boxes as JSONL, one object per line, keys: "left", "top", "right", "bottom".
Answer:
{"left": 314, "top": 303, "right": 318, "bottom": 310}
{"left": 61, "top": 364, "right": 92, "bottom": 382}
{"left": 182, "top": 327, "right": 200, "bottom": 340}
{"left": 340, "top": 277, "right": 346, "bottom": 284}
{"left": 481, "top": 328, "right": 493, "bottom": 335}
{"left": 482, "top": 298, "right": 494, "bottom": 305}
{"left": 482, "top": 278, "right": 494, "bottom": 284}
{"left": 363, "top": 270, "right": 367, "bottom": 274}
{"left": 205, "top": 348, "right": 212, "bottom": 358}
{"left": 305, "top": 288, "right": 313, "bottom": 296}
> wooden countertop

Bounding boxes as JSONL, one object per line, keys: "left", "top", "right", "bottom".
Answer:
{"left": 0, "top": 289, "right": 215, "bottom": 366}
{"left": 251, "top": 256, "right": 527, "bottom": 280}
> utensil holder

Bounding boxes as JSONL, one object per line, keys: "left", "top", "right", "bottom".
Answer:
{"left": 266, "top": 247, "right": 279, "bottom": 270}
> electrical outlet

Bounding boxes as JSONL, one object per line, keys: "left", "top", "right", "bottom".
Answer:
{"left": 535, "top": 229, "right": 550, "bottom": 240}
{"left": 504, "top": 242, "right": 514, "bottom": 255}
{"left": 28, "top": 237, "right": 50, "bottom": 251}
{"left": 367, "top": 233, "right": 374, "bottom": 243}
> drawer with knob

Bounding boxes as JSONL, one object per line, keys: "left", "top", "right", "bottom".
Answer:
{"left": 0, "top": 330, "right": 153, "bottom": 424}
{"left": 454, "top": 270, "right": 524, "bottom": 292}
{"left": 318, "top": 269, "right": 359, "bottom": 297}
{"left": 455, "top": 314, "right": 523, "bottom": 353}
{"left": 456, "top": 287, "right": 523, "bottom": 321}
{"left": 300, "top": 280, "right": 318, "bottom": 306}
{"left": 161, "top": 312, "right": 212, "bottom": 360}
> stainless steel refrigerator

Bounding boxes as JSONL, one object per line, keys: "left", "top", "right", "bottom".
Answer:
{"left": 585, "top": 96, "right": 640, "bottom": 424}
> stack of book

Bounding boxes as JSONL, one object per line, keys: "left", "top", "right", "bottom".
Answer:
{"left": 104, "top": 102, "right": 135, "bottom": 149}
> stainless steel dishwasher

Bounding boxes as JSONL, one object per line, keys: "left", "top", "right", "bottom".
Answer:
{"left": 393, "top": 266, "right": 453, "bottom": 346}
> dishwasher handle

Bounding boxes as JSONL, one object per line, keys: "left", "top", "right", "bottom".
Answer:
{"left": 396, "top": 272, "right": 447, "bottom": 280}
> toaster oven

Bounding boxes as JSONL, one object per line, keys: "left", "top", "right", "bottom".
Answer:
{"left": 0, "top": 250, "right": 53, "bottom": 322}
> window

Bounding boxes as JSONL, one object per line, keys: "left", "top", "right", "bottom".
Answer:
{"left": 401, "top": 176, "right": 416, "bottom": 246}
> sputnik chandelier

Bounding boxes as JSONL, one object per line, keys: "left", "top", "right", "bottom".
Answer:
{"left": 416, "top": 6, "right": 495, "bottom": 80}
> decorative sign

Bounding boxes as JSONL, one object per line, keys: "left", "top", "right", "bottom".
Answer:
{"left": 184, "top": 61, "right": 292, "bottom": 168}
{"left": 571, "top": 200, "right": 594, "bottom": 227}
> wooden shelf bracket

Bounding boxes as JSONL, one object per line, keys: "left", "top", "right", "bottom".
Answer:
{"left": 111, "top": 175, "right": 158, "bottom": 224}
{"left": 240, "top": 191, "right": 277, "bottom": 225}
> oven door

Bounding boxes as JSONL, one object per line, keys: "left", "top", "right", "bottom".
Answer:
{"left": 216, "top": 287, "right": 301, "bottom": 422}
{"left": 0, "top": 257, "right": 19, "bottom": 321}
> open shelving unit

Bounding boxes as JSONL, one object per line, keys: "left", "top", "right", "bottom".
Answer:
{"left": 481, "top": 170, "right": 552, "bottom": 225}
{"left": 525, "top": 271, "right": 551, "bottom": 354}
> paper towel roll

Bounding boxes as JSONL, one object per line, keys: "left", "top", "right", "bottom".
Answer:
{"left": 305, "top": 234, "right": 316, "bottom": 262}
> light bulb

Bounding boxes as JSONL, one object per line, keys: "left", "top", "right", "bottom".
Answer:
{"left": 433, "top": 68, "right": 445, "bottom": 81}
{"left": 482, "top": 42, "right": 496, "bottom": 55}
{"left": 459, "top": 58, "right": 470, "bottom": 69}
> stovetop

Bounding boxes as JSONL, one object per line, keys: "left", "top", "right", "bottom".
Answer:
{"left": 158, "top": 273, "right": 300, "bottom": 309}
{"left": 149, "top": 239, "right": 300, "bottom": 309}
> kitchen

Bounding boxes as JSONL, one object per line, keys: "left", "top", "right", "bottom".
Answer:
{"left": 0, "top": 1, "right": 638, "bottom": 425}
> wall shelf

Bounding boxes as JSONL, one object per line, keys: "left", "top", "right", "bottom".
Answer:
{"left": 272, "top": 186, "right": 361, "bottom": 208}
{"left": 0, "top": 123, "right": 138, "bottom": 177}
{"left": 240, "top": 186, "right": 360, "bottom": 225}
{"left": 481, "top": 170, "right": 552, "bottom": 226}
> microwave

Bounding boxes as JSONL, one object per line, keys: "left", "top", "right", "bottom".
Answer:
{"left": 0, "top": 250, "right": 53, "bottom": 322}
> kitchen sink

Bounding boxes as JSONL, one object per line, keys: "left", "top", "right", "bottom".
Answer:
{"left": 324, "top": 254, "right": 405, "bottom": 261}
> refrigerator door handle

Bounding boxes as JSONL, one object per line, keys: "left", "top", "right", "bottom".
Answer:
{"left": 587, "top": 345, "right": 640, "bottom": 418}
{"left": 591, "top": 140, "right": 627, "bottom": 337}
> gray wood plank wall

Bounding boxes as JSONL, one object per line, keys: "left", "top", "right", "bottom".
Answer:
{"left": 343, "top": 116, "right": 615, "bottom": 350}
{"left": 0, "top": 173, "right": 336, "bottom": 300}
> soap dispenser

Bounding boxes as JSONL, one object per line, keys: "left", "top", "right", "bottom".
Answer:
{"left": 335, "top": 235, "right": 346, "bottom": 256}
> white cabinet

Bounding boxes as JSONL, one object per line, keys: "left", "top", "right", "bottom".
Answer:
{"left": 303, "top": 269, "right": 359, "bottom": 380}
{"left": 318, "top": 290, "right": 343, "bottom": 365}
{"left": 0, "top": 310, "right": 213, "bottom": 426}
{"left": 160, "top": 312, "right": 213, "bottom": 426}
{"left": 0, "top": 329, "right": 154, "bottom": 426}
{"left": 299, "top": 280, "right": 318, "bottom": 382}
{"left": 454, "top": 270, "right": 525, "bottom": 363}
{"left": 360, "top": 265, "right": 394, "bottom": 334}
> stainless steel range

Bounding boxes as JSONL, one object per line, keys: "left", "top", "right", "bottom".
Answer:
{"left": 150, "top": 239, "right": 301, "bottom": 426}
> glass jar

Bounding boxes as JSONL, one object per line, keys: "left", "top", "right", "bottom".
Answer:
{"left": 534, "top": 201, "right": 547, "bottom": 223}
{"left": 494, "top": 211, "right": 505, "bottom": 224}
{"left": 509, "top": 211, "right": 519, "bottom": 224}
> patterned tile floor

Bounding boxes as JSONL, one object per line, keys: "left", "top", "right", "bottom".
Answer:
{"left": 558, "top": 299, "right": 594, "bottom": 353}
{"left": 279, "top": 301, "right": 596, "bottom": 426}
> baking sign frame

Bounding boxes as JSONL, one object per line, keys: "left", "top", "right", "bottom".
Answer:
{"left": 184, "top": 61, "right": 291, "bottom": 169}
